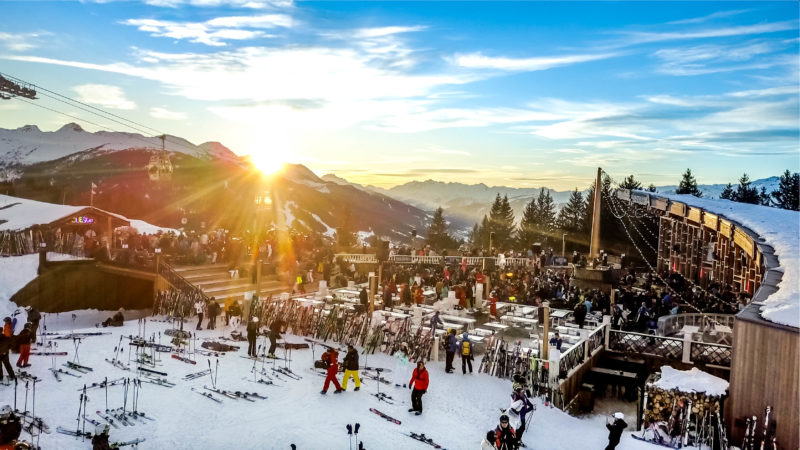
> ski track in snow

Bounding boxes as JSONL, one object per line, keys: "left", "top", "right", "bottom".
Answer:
{"left": 0, "top": 317, "right": 676, "bottom": 450}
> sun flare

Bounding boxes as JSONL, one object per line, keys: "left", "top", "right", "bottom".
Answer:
{"left": 250, "top": 151, "right": 286, "bottom": 175}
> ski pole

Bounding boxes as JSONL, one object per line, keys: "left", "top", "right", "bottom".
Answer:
{"left": 216, "top": 358, "right": 220, "bottom": 386}
{"left": 31, "top": 379, "right": 36, "bottom": 422}
{"left": 354, "top": 423, "right": 360, "bottom": 450}
{"left": 13, "top": 378, "right": 17, "bottom": 411}
{"left": 207, "top": 360, "right": 214, "bottom": 389}
{"left": 347, "top": 424, "right": 353, "bottom": 450}
{"left": 23, "top": 381, "right": 28, "bottom": 415}
{"left": 105, "top": 376, "right": 108, "bottom": 411}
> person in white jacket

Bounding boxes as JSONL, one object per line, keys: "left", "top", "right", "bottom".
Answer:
{"left": 194, "top": 299, "right": 205, "bottom": 331}
{"left": 392, "top": 343, "right": 410, "bottom": 387}
{"left": 481, "top": 430, "right": 498, "bottom": 449}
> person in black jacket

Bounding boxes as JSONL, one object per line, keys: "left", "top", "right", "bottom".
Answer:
{"left": 341, "top": 344, "right": 361, "bottom": 391}
{"left": 206, "top": 298, "right": 219, "bottom": 330}
{"left": 359, "top": 287, "right": 369, "bottom": 308}
{"left": 267, "top": 319, "right": 284, "bottom": 358}
{"left": 0, "top": 335, "right": 15, "bottom": 382}
{"left": 494, "top": 414, "right": 518, "bottom": 450}
{"left": 0, "top": 405, "right": 22, "bottom": 446}
{"left": 605, "top": 412, "right": 628, "bottom": 450}
{"left": 246, "top": 317, "right": 261, "bottom": 357}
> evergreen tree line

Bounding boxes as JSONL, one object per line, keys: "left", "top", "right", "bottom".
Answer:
{"left": 410, "top": 167, "right": 798, "bottom": 254}
{"left": 673, "top": 168, "right": 799, "bottom": 211}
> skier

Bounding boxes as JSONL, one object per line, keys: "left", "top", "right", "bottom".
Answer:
{"left": 0, "top": 405, "right": 22, "bottom": 447}
{"left": 15, "top": 323, "right": 32, "bottom": 368}
{"left": 445, "top": 329, "right": 457, "bottom": 373}
{"left": 508, "top": 383, "right": 534, "bottom": 446}
{"left": 194, "top": 299, "right": 205, "bottom": 331}
{"left": 489, "top": 291, "right": 498, "bottom": 318}
{"left": 341, "top": 344, "right": 361, "bottom": 391}
{"left": 246, "top": 316, "right": 260, "bottom": 357}
{"left": 359, "top": 287, "right": 369, "bottom": 309}
{"left": 320, "top": 347, "right": 342, "bottom": 394}
{"left": 229, "top": 300, "right": 243, "bottom": 329}
{"left": 494, "top": 414, "right": 518, "bottom": 450}
{"left": 91, "top": 423, "right": 112, "bottom": 450}
{"left": 605, "top": 412, "right": 627, "bottom": 450}
{"left": 408, "top": 360, "right": 429, "bottom": 415}
{"left": 25, "top": 307, "right": 40, "bottom": 343}
{"left": 0, "top": 334, "right": 15, "bottom": 383}
{"left": 392, "top": 343, "right": 409, "bottom": 387}
{"left": 481, "top": 430, "right": 498, "bottom": 450}
{"left": 460, "top": 332, "right": 473, "bottom": 374}
{"left": 206, "top": 298, "right": 219, "bottom": 330}
{"left": 267, "top": 318, "right": 284, "bottom": 358}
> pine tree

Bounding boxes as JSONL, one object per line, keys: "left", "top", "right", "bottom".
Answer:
{"left": 468, "top": 223, "right": 480, "bottom": 248}
{"left": 676, "top": 168, "right": 702, "bottom": 197}
{"left": 489, "top": 194, "right": 515, "bottom": 249}
{"left": 619, "top": 174, "right": 642, "bottom": 190}
{"left": 758, "top": 187, "right": 771, "bottom": 206}
{"left": 771, "top": 170, "right": 800, "bottom": 211}
{"left": 426, "top": 206, "right": 454, "bottom": 250}
{"left": 734, "top": 173, "right": 760, "bottom": 204}
{"left": 647, "top": 184, "right": 657, "bottom": 193}
{"left": 480, "top": 215, "right": 491, "bottom": 249}
{"left": 719, "top": 183, "right": 735, "bottom": 200}
{"left": 517, "top": 198, "right": 538, "bottom": 251}
{"left": 556, "top": 189, "right": 585, "bottom": 233}
{"left": 535, "top": 188, "right": 556, "bottom": 245}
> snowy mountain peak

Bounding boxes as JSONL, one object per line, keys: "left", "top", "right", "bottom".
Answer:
{"left": 0, "top": 122, "right": 239, "bottom": 167}
{"left": 57, "top": 122, "right": 84, "bottom": 133}
{"left": 17, "top": 125, "right": 40, "bottom": 133}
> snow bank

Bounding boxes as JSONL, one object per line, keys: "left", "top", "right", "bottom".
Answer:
{"left": 653, "top": 366, "right": 729, "bottom": 397}
{"left": 647, "top": 193, "right": 799, "bottom": 329}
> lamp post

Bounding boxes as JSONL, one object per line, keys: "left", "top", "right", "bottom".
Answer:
{"left": 562, "top": 233, "right": 568, "bottom": 258}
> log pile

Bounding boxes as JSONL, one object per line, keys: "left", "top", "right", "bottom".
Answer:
{"left": 643, "top": 373, "right": 725, "bottom": 424}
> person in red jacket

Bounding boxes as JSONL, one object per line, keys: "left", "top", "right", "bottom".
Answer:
{"left": 408, "top": 360, "right": 429, "bottom": 415}
{"left": 320, "top": 347, "right": 342, "bottom": 394}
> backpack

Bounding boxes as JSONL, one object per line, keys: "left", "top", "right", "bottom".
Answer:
{"left": 462, "top": 340, "right": 471, "bottom": 356}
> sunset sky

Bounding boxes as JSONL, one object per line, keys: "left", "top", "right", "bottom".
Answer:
{"left": 0, "top": 1, "right": 797, "bottom": 189}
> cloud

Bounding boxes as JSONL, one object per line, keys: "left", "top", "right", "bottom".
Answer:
{"left": 73, "top": 84, "right": 136, "bottom": 110}
{"left": 142, "top": 0, "right": 292, "bottom": 8}
{"left": 652, "top": 40, "right": 792, "bottom": 76}
{"left": 452, "top": 51, "right": 619, "bottom": 71}
{"left": 620, "top": 21, "right": 798, "bottom": 45}
{"left": 353, "top": 26, "right": 427, "bottom": 39}
{"left": 0, "top": 32, "right": 43, "bottom": 52}
{"left": 666, "top": 9, "right": 751, "bottom": 26}
{"left": 123, "top": 14, "right": 292, "bottom": 46}
{"left": 150, "top": 107, "right": 187, "bottom": 120}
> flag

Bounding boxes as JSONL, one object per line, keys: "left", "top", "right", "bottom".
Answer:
{"left": 91, "top": 182, "right": 97, "bottom": 194}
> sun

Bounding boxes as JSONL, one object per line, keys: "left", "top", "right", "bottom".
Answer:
{"left": 250, "top": 151, "right": 286, "bottom": 175}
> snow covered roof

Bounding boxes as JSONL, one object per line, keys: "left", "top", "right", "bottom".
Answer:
{"left": 0, "top": 194, "right": 179, "bottom": 235}
{"left": 636, "top": 191, "right": 799, "bottom": 329}
{"left": 652, "top": 366, "right": 729, "bottom": 397}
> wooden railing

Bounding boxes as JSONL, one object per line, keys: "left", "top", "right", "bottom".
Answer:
{"left": 657, "top": 313, "right": 735, "bottom": 337}
{"left": 335, "top": 253, "right": 538, "bottom": 266}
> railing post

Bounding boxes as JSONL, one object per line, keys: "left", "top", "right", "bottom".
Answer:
{"left": 580, "top": 328, "right": 590, "bottom": 363}
{"left": 682, "top": 334, "right": 692, "bottom": 364}
{"left": 603, "top": 315, "right": 611, "bottom": 349}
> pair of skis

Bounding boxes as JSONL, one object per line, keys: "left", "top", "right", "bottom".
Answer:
{"left": 183, "top": 369, "right": 211, "bottom": 381}
{"left": 65, "top": 361, "right": 93, "bottom": 373}
{"left": 372, "top": 392, "right": 394, "bottom": 404}
{"left": 369, "top": 408, "right": 400, "bottom": 425}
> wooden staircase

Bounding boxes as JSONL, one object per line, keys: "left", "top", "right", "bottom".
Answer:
{"left": 172, "top": 264, "right": 290, "bottom": 301}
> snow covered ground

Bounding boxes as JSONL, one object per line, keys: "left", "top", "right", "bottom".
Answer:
{"left": 0, "top": 316, "right": 669, "bottom": 450}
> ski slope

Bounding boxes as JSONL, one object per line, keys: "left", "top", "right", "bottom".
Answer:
{"left": 0, "top": 316, "right": 671, "bottom": 450}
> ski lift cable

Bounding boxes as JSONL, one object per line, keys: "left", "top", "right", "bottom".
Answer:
{"left": 0, "top": 71, "right": 203, "bottom": 156}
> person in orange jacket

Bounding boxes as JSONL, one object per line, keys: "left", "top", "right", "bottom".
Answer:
{"left": 1, "top": 319, "right": 10, "bottom": 338}
{"left": 408, "top": 360, "right": 429, "bottom": 415}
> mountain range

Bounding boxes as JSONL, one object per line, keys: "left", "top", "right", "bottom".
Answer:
{"left": 0, "top": 123, "right": 785, "bottom": 240}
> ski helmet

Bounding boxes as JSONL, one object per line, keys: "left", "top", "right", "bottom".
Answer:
{"left": 499, "top": 414, "right": 509, "bottom": 422}
{"left": 0, "top": 405, "right": 12, "bottom": 416}
{"left": 613, "top": 412, "right": 624, "bottom": 420}
{"left": 512, "top": 382, "right": 523, "bottom": 392}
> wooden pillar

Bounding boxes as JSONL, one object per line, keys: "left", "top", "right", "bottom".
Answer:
{"left": 255, "top": 259, "right": 262, "bottom": 296}
{"left": 589, "top": 167, "right": 602, "bottom": 258}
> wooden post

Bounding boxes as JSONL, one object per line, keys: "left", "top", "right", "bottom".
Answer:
{"left": 369, "top": 273, "right": 377, "bottom": 315}
{"left": 542, "top": 302, "right": 550, "bottom": 360}
{"left": 589, "top": 167, "right": 602, "bottom": 258}
{"left": 255, "top": 259, "right": 262, "bottom": 297}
